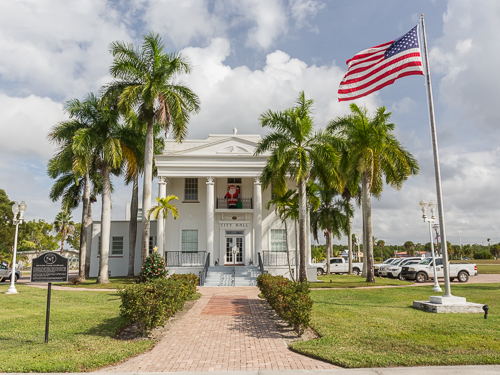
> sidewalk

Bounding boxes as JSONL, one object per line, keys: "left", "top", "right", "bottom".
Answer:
{"left": 100, "top": 287, "right": 338, "bottom": 372}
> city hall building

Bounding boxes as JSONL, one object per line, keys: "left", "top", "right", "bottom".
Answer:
{"left": 89, "top": 130, "right": 317, "bottom": 281}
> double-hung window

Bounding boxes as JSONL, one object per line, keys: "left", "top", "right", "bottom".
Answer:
{"left": 181, "top": 230, "right": 198, "bottom": 252}
{"left": 184, "top": 178, "right": 198, "bottom": 201}
{"left": 270, "top": 229, "right": 287, "bottom": 251}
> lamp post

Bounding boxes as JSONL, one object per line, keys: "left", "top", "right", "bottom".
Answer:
{"left": 355, "top": 232, "right": 360, "bottom": 262}
{"left": 457, "top": 230, "right": 462, "bottom": 259}
{"left": 419, "top": 199, "right": 442, "bottom": 292}
{"left": 232, "top": 245, "right": 237, "bottom": 287}
{"left": 432, "top": 223, "right": 440, "bottom": 256}
{"left": 6, "top": 201, "right": 27, "bottom": 295}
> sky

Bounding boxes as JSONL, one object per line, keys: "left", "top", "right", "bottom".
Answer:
{"left": 1, "top": 0, "right": 499, "bottom": 247}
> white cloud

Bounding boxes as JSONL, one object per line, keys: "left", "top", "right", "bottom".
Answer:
{"left": 290, "top": 0, "right": 325, "bottom": 31}
{"left": 0, "top": 93, "right": 66, "bottom": 159}
{"left": 180, "top": 38, "right": 377, "bottom": 137}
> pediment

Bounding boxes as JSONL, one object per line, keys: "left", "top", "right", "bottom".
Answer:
{"left": 167, "top": 137, "right": 262, "bottom": 157}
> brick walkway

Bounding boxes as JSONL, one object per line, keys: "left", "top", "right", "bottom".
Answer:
{"left": 101, "top": 287, "right": 338, "bottom": 372}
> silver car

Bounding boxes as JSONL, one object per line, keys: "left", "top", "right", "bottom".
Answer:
{"left": 0, "top": 263, "right": 21, "bottom": 282}
{"left": 379, "top": 257, "right": 423, "bottom": 279}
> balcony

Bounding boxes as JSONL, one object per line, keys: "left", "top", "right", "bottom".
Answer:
{"left": 216, "top": 197, "right": 253, "bottom": 209}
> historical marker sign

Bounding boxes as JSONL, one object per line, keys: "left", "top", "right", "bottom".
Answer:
{"left": 31, "top": 252, "right": 69, "bottom": 283}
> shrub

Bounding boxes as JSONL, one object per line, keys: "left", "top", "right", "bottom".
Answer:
{"left": 374, "top": 257, "right": 382, "bottom": 262}
{"left": 473, "top": 250, "right": 494, "bottom": 260}
{"left": 257, "top": 273, "right": 313, "bottom": 336}
{"left": 118, "top": 276, "right": 196, "bottom": 334}
{"left": 138, "top": 252, "right": 167, "bottom": 282}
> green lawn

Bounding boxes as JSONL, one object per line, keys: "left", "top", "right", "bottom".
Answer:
{"left": 311, "top": 274, "right": 413, "bottom": 288}
{"left": 54, "top": 276, "right": 137, "bottom": 289}
{"left": 0, "top": 284, "right": 153, "bottom": 372}
{"left": 292, "top": 284, "right": 499, "bottom": 368}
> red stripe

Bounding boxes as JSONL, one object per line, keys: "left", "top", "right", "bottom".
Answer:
{"left": 347, "top": 53, "right": 385, "bottom": 71}
{"left": 338, "top": 71, "right": 424, "bottom": 101}
{"left": 338, "top": 62, "right": 423, "bottom": 95}
{"left": 341, "top": 52, "right": 422, "bottom": 84}
{"left": 345, "top": 41, "right": 393, "bottom": 64}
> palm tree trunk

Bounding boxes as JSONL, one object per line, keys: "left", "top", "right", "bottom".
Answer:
{"left": 326, "top": 230, "right": 331, "bottom": 275}
{"left": 78, "top": 170, "right": 90, "bottom": 281}
{"left": 85, "top": 200, "right": 93, "bottom": 278}
{"left": 298, "top": 179, "right": 308, "bottom": 282}
{"left": 128, "top": 173, "right": 139, "bottom": 277}
{"left": 362, "top": 208, "right": 367, "bottom": 277}
{"left": 140, "top": 120, "right": 154, "bottom": 264}
{"left": 97, "top": 162, "right": 111, "bottom": 284}
{"left": 348, "top": 216, "right": 353, "bottom": 274}
{"left": 284, "top": 219, "right": 295, "bottom": 282}
{"left": 362, "top": 172, "right": 375, "bottom": 283}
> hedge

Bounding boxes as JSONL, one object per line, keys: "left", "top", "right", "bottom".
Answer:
{"left": 118, "top": 273, "right": 197, "bottom": 334}
{"left": 257, "top": 273, "right": 313, "bottom": 336}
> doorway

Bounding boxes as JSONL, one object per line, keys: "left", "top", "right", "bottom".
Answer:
{"left": 225, "top": 235, "right": 244, "bottom": 265}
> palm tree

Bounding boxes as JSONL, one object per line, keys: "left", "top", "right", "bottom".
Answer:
{"left": 118, "top": 115, "right": 164, "bottom": 277}
{"left": 53, "top": 209, "right": 75, "bottom": 253}
{"left": 404, "top": 241, "right": 415, "bottom": 257}
{"left": 328, "top": 104, "right": 419, "bottom": 282}
{"left": 148, "top": 196, "right": 180, "bottom": 255}
{"left": 104, "top": 32, "right": 200, "bottom": 265}
{"left": 310, "top": 184, "right": 352, "bottom": 275}
{"left": 72, "top": 93, "right": 123, "bottom": 284}
{"left": 255, "top": 91, "right": 341, "bottom": 282}
{"left": 376, "top": 239, "right": 385, "bottom": 260}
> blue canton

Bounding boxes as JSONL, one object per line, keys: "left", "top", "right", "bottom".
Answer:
{"left": 384, "top": 26, "right": 419, "bottom": 59}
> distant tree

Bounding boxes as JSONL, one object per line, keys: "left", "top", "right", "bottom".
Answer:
{"left": 490, "top": 244, "right": 500, "bottom": 260}
{"left": 404, "top": 241, "right": 415, "bottom": 257}
{"left": 0, "top": 189, "right": 15, "bottom": 262}
{"left": 17, "top": 219, "right": 58, "bottom": 253}
{"left": 53, "top": 209, "right": 75, "bottom": 253}
{"left": 376, "top": 240, "right": 385, "bottom": 260}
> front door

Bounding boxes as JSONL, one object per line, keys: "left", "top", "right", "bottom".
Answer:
{"left": 225, "top": 237, "right": 244, "bottom": 265}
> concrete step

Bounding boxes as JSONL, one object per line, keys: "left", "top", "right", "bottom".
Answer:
{"left": 202, "top": 266, "right": 261, "bottom": 287}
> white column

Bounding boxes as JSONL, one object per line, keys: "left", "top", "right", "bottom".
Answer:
{"left": 157, "top": 178, "right": 167, "bottom": 256}
{"left": 306, "top": 207, "right": 312, "bottom": 266}
{"left": 253, "top": 177, "right": 263, "bottom": 261}
{"left": 206, "top": 177, "right": 215, "bottom": 260}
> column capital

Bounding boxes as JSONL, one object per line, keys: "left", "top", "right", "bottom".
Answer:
{"left": 253, "top": 176, "right": 261, "bottom": 185}
{"left": 158, "top": 177, "right": 167, "bottom": 185}
{"left": 206, "top": 176, "right": 215, "bottom": 184}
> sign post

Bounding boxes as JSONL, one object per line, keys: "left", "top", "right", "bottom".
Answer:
{"left": 30, "top": 252, "right": 69, "bottom": 343}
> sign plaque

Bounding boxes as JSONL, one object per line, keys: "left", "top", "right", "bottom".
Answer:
{"left": 31, "top": 252, "right": 69, "bottom": 283}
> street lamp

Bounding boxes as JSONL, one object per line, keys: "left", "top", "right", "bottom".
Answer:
{"left": 419, "top": 198, "right": 442, "bottom": 292}
{"left": 432, "top": 223, "right": 440, "bottom": 256}
{"left": 6, "top": 201, "right": 27, "bottom": 295}
{"left": 355, "top": 232, "right": 360, "bottom": 262}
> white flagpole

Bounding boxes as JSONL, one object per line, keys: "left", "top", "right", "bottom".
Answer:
{"left": 420, "top": 14, "right": 453, "bottom": 297}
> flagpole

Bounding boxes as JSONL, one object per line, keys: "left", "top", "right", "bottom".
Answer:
{"left": 420, "top": 14, "right": 453, "bottom": 298}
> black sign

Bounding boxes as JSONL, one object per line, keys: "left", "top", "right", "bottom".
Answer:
{"left": 31, "top": 252, "right": 69, "bottom": 283}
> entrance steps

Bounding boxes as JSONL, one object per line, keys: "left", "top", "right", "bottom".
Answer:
{"left": 203, "top": 266, "right": 261, "bottom": 287}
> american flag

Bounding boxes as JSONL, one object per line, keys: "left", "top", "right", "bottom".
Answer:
{"left": 338, "top": 25, "right": 424, "bottom": 102}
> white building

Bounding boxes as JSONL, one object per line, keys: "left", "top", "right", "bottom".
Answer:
{"left": 89, "top": 131, "right": 317, "bottom": 281}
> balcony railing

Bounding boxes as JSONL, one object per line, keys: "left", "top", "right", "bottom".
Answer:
{"left": 165, "top": 251, "right": 207, "bottom": 267}
{"left": 261, "top": 250, "right": 297, "bottom": 266}
{"left": 216, "top": 197, "right": 253, "bottom": 209}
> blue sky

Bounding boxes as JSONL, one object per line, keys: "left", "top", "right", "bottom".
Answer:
{"left": 1, "top": 0, "right": 498, "bottom": 246}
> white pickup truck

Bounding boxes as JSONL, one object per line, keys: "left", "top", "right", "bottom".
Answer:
{"left": 316, "top": 257, "right": 363, "bottom": 276}
{"left": 401, "top": 257, "right": 478, "bottom": 283}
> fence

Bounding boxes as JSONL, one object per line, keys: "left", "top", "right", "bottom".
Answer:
{"left": 165, "top": 251, "right": 207, "bottom": 267}
{"left": 216, "top": 197, "right": 253, "bottom": 209}
{"left": 261, "top": 250, "right": 297, "bottom": 266}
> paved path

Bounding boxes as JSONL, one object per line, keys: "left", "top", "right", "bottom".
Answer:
{"left": 101, "top": 287, "right": 338, "bottom": 372}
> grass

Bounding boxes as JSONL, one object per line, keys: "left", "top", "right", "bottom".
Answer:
{"left": 0, "top": 284, "right": 153, "bottom": 372}
{"left": 54, "top": 277, "right": 137, "bottom": 289}
{"left": 451, "top": 259, "right": 500, "bottom": 265}
{"left": 292, "top": 284, "right": 500, "bottom": 368}
{"left": 310, "top": 274, "right": 413, "bottom": 288}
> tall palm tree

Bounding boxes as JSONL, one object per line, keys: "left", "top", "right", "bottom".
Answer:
{"left": 104, "top": 32, "right": 200, "bottom": 265}
{"left": 310, "top": 184, "right": 352, "bottom": 275}
{"left": 148, "top": 196, "right": 180, "bottom": 255}
{"left": 118, "top": 115, "right": 164, "bottom": 277}
{"left": 72, "top": 93, "right": 123, "bottom": 284}
{"left": 53, "top": 209, "right": 75, "bottom": 253}
{"left": 376, "top": 239, "right": 385, "bottom": 260}
{"left": 328, "top": 104, "right": 419, "bottom": 283}
{"left": 255, "top": 91, "right": 341, "bottom": 282}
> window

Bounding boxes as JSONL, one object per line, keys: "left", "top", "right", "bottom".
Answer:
{"left": 111, "top": 236, "right": 123, "bottom": 255}
{"left": 137, "top": 208, "right": 143, "bottom": 221}
{"left": 148, "top": 236, "right": 156, "bottom": 255}
{"left": 228, "top": 178, "right": 242, "bottom": 184}
{"left": 271, "top": 229, "right": 287, "bottom": 251}
{"left": 184, "top": 178, "right": 198, "bottom": 201}
{"left": 182, "top": 230, "right": 198, "bottom": 252}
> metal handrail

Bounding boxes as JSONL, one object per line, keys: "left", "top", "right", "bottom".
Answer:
{"left": 165, "top": 251, "right": 207, "bottom": 267}
{"left": 261, "top": 250, "right": 297, "bottom": 266}
{"left": 216, "top": 197, "right": 253, "bottom": 209}
{"left": 201, "top": 253, "right": 210, "bottom": 286}
{"left": 258, "top": 252, "right": 264, "bottom": 274}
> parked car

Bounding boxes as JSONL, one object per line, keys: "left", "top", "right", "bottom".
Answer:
{"left": 316, "top": 257, "right": 363, "bottom": 276}
{"left": 383, "top": 259, "right": 422, "bottom": 280}
{"left": 0, "top": 263, "right": 21, "bottom": 282}
{"left": 401, "top": 258, "right": 478, "bottom": 283}
{"left": 378, "top": 257, "right": 423, "bottom": 278}
{"left": 374, "top": 258, "right": 397, "bottom": 276}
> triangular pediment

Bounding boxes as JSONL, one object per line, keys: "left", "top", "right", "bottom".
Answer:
{"left": 167, "top": 137, "right": 262, "bottom": 156}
